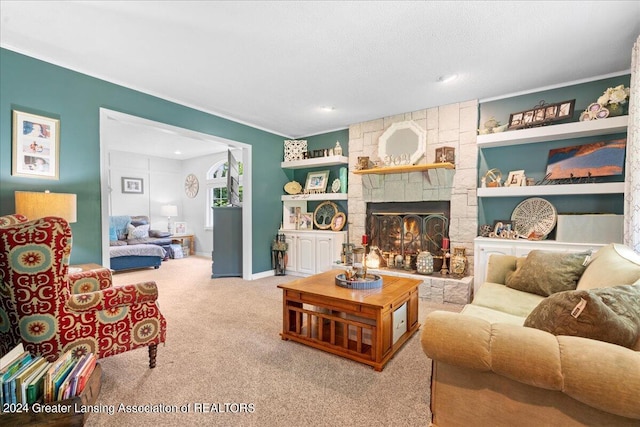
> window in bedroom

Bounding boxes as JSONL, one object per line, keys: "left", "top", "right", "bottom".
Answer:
{"left": 205, "top": 159, "right": 243, "bottom": 227}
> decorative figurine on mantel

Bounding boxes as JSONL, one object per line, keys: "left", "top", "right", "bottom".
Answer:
{"left": 334, "top": 141, "right": 343, "bottom": 156}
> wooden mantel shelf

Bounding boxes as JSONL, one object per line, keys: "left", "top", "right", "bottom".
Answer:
{"left": 352, "top": 162, "right": 454, "bottom": 175}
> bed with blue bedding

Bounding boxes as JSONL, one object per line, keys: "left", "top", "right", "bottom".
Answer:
{"left": 109, "top": 215, "right": 171, "bottom": 271}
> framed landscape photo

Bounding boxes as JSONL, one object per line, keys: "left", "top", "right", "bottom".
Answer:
{"left": 545, "top": 138, "right": 626, "bottom": 180}
{"left": 122, "top": 177, "right": 144, "bottom": 194}
{"left": 304, "top": 170, "right": 330, "bottom": 193}
{"left": 12, "top": 110, "right": 60, "bottom": 179}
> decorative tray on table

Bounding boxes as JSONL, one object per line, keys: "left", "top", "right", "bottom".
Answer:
{"left": 335, "top": 273, "right": 383, "bottom": 290}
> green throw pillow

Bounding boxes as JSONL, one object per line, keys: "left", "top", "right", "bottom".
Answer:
{"left": 524, "top": 283, "right": 640, "bottom": 348}
{"left": 505, "top": 250, "right": 591, "bottom": 297}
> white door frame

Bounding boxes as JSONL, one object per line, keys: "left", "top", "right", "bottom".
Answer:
{"left": 98, "top": 108, "right": 253, "bottom": 279}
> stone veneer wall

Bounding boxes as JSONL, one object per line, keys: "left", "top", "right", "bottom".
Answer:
{"left": 347, "top": 100, "right": 479, "bottom": 303}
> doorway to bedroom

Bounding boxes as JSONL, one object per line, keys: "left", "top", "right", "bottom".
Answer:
{"left": 98, "top": 108, "right": 253, "bottom": 279}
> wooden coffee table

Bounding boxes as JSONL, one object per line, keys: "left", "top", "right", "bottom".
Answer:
{"left": 278, "top": 269, "right": 421, "bottom": 371}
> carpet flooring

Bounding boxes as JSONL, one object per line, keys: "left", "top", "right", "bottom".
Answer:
{"left": 85, "top": 256, "right": 462, "bottom": 426}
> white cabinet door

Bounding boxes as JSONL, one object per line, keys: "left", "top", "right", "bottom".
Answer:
{"left": 316, "top": 235, "right": 334, "bottom": 273}
{"left": 284, "top": 233, "right": 296, "bottom": 272}
{"left": 296, "top": 234, "right": 316, "bottom": 275}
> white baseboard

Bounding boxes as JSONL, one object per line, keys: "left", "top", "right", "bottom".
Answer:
{"left": 251, "top": 269, "right": 275, "bottom": 280}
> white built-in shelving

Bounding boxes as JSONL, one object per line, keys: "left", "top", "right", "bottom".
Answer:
{"left": 281, "top": 155, "right": 348, "bottom": 169}
{"left": 477, "top": 182, "right": 625, "bottom": 198}
{"left": 477, "top": 115, "right": 628, "bottom": 148}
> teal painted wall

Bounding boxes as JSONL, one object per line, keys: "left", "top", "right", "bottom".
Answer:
{"left": 478, "top": 75, "right": 631, "bottom": 228}
{"left": 0, "top": 48, "right": 289, "bottom": 273}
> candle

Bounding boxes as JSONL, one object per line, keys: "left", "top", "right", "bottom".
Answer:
{"left": 442, "top": 237, "right": 450, "bottom": 250}
{"left": 362, "top": 235, "right": 368, "bottom": 245}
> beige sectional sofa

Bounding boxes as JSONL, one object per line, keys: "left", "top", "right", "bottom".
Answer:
{"left": 421, "top": 243, "right": 640, "bottom": 427}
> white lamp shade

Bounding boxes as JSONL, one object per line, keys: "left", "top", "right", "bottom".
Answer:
{"left": 15, "top": 191, "right": 77, "bottom": 223}
{"left": 160, "top": 205, "right": 178, "bottom": 217}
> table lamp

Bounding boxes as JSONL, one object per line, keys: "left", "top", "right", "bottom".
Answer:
{"left": 160, "top": 204, "right": 178, "bottom": 233}
{"left": 15, "top": 190, "right": 77, "bottom": 223}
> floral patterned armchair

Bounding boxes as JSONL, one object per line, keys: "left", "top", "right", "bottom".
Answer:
{"left": 0, "top": 216, "right": 167, "bottom": 367}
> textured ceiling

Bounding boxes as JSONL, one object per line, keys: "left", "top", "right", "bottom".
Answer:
{"left": 1, "top": 1, "right": 639, "bottom": 140}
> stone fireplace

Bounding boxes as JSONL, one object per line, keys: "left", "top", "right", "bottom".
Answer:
{"left": 346, "top": 101, "right": 478, "bottom": 304}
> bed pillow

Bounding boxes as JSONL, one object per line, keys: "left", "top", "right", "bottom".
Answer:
{"left": 127, "top": 223, "right": 150, "bottom": 240}
{"left": 149, "top": 230, "right": 171, "bottom": 238}
{"left": 109, "top": 225, "right": 118, "bottom": 241}
{"left": 505, "top": 250, "right": 591, "bottom": 297}
{"left": 524, "top": 283, "right": 640, "bottom": 348}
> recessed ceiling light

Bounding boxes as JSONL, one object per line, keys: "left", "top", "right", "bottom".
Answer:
{"left": 320, "top": 106, "right": 335, "bottom": 112}
{"left": 437, "top": 74, "right": 458, "bottom": 83}
{"left": 174, "top": 150, "right": 182, "bottom": 155}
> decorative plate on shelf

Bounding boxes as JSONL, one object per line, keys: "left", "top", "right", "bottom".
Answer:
{"left": 331, "top": 178, "right": 341, "bottom": 193}
{"left": 313, "top": 200, "right": 339, "bottom": 230}
{"left": 511, "top": 197, "right": 557, "bottom": 239}
{"left": 284, "top": 181, "right": 302, "bottom": 195}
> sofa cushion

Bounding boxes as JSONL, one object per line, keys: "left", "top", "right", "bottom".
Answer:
{"left": 127, "top": 223, "right": 150, "bottom": 240}
{"left": 472, "top": 282, "right": 544, "bottom": 318}
{"left": 461, "top": 304, "right": 528, "bottom": 325}
{"left": 524, "top": 282, "right": 640, "bottom": 349}
{"left": 577, "top": 243, "right": 640, "bottom": 290}
{"left": 505, "top": 250, "right": 591, "bottom": 297}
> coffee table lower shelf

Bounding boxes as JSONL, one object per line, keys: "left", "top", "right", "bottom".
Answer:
{"left": 279, "top": 270, "right": 420, "bottom": 371}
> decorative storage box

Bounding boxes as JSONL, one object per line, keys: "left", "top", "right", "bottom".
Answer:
{"left": 556, "top": 214, "right": 623, "bottom": 244}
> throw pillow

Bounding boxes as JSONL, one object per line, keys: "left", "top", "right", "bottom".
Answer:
{"left": 127, "top": 223, "right": 150, "bottom": 240}
{"left": 524, "top": 283, "right": 640, "bottom": 348}
{"left": 505, "top": 250, "right": 591, "bottom": 297}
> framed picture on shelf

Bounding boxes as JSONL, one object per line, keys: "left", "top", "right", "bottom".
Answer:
{"left": 298, "top": 213, "right": 313, "bottom": 229}
{"left": 508, "top": 99, "right": 575, "bottom": 129}
{"left": 174, "top": 222, "right": 187, "bottom": 235}
{"left": 304, "top": 170, "right": 330, "bottom": 193}
{"left": 122, "top": 177, "right": 144, "bottom": 194}
{"left": 435, "top": 146, "right": 455, "bottom": 163}
{"left": 505, "top": 170, "right": 525, "bottom": 187}
{"left": 11, "top": 110, "right": 60, "bottom": 180}
{"left": 330, "top": 212, "right": 346, "bottom": 231}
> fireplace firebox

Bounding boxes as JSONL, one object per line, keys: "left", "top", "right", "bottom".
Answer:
{"left": 366, "top": 202, "right": 449, "bottom": 271}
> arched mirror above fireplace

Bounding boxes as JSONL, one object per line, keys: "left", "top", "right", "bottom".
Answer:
{"left": 378, "top": 120, "right": 426, "bottom": 166}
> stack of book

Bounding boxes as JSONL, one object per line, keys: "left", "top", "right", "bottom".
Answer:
{"left": 0, "top": 344, "right": 96, "bottom": 408}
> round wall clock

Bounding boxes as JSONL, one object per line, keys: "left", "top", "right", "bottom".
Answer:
{"left": 184, "top": 173, "right": 199, "bottom": 198}
{"left": 313, "top": 201, "right": 339, "bottom": 230}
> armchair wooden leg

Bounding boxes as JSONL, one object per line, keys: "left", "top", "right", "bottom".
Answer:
{"left": 148, "top": 343, "right": 157, "bottom": 368}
